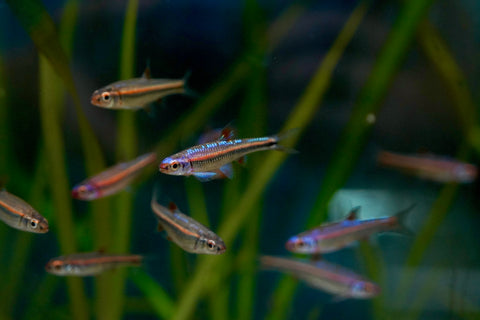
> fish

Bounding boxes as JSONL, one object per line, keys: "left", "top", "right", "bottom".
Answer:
{"left": 72, "top": 152, "right": 157, "bottom": 200}
{"left": 151, "top": 196, "right": 226, "bottom": 254}
{"left": 260, "top": 256, "right": 381, "bottom": 299}
{"left": 377, "top": 150, "right": 477, "bottom": 183}
{"left": 90, "top": 68, "right": 189, "bottom": 110}
{"left": 159, "top": 128, "right": 297, "bottom": 182}
{"left": 0, "top": 190, "right": 49, "bottom": 233}
{"left": 286, "top": 205, "right": 414, "bottom": 254}
{"left": 45, "top": 251, "right": 143, "bottom": 276}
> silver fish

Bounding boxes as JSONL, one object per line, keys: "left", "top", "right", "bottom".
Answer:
{"left": 45, "top": 251, "right": 143, "bottom": 276}
{"left": 151, "top": 197, "right": 226, "bottom": 255}
{"left": 260, "top": 256, "right": 381, "bottom": 299}
{"left": 91, "top": 68, "right": 188, "bottom": 110}
{"left": 0, "top": 190, "right": 48, "bottom": 233}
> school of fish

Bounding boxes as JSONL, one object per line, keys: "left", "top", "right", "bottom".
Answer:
{"left": 3, "top": 65, "right": 477, "bottom": 305}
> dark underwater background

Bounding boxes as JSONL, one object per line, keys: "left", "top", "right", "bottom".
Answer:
{"left": 1, "top": 0, "right": 480, "bottom": 319}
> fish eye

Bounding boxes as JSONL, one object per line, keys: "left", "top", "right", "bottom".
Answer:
{"left": 102, "top": 93, "right": 111, "bottom": 101}
{"left": 207, "top": 240, "right": 216, "bottom": 250}
{"left": 30, "top": 220, "right": 38, "bottom": 228}
{"left": 171, "top": 162, "right": 179, "bottom": 170}
{"left": 296, "top": 239, "right": 304, "bottom": 247}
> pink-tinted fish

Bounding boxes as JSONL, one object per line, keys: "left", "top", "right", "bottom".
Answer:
{"left": 377, "top": 150, "right": 477, "bottom": 183}
{"left": 159, "top": 128, "right": 297, "bottom": 182}
{"left": 260, "top": 256, "right": 381, "bottom": 299}
{"left": 45, "top": 251, "right": 143, "bottom": 276}
{"left": 0, "top": 190, "right": 49, "bottom": 233}
{"left": 72, "top": 152, "right": 157, "bottom": 200}
{"left": 286, "top": 206, "right": 413, "bottom": 254}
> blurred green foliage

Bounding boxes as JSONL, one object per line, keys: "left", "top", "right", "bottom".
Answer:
{"left": 1, "top": 0, "right": 479, "bottom": 319}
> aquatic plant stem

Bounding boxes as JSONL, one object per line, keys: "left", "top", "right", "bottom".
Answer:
{"left": 101, "top": 1, "right": 139, "bottom": 320}
{"left": 129, "top": 269, "right": 175, "bottom": 319}
{"left": 0, "top": 153, "right": 47, "bottom": 316}
{"left": 39, "top": 55, "right": 88, "bottom": 320}
{"left": 307, "top": 0, "right": 434, "bottom": 228}
{"left": 170, "top": 3, "right": 368, "bottom": 319}
{"left": 395, "top": 18, "right": 479, "bottom": 310}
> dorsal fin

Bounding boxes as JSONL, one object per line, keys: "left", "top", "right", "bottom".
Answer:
{"left": 142, "top": 66, "right": 151, "bottom": 79}
{"left": 346, "top": 206, "right": 361, "bottom": 220}
{"left": 219, "top": 126, "right": 235, "bottom": 141}
{"left": 168, "top": 202, "right": 178, "bottom": 212}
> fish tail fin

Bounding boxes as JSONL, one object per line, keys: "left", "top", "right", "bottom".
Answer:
{"left": 130, "top": 254, "right": 144, "bottom": 267}
{"left": 272, "top": 128, "right": 300, "bottom": 154}
{"left": 394, "top": 204, "right": 416, "bottom": 236}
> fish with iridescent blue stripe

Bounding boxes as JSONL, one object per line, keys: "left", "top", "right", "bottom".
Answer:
{"left": 159, "top": 128, "right": 297, "bottom": 181}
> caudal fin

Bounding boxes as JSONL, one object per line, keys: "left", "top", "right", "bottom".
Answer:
{"left": 393, "top": 204, "right": 416, "bottom": 236}
{"left": 272, "top": 128, "right": 300, "bottom": 154}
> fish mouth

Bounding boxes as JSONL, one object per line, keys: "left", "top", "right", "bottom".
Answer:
{"left": 159, "top": 162, "right": 169, "bottom": 172}
{"left": 217, "top": 246, "right": 226, "bottom": 254}
{"left": 90, "top": 94, "right": 100, "bottom": 106}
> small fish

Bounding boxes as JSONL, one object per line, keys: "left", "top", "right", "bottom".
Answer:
{"left": 0, "top": 190, "right": 49, "bottom": 233}
{"left": 286, "top": 205, "right": 413, "bottom": 254}
{"left": 260, "top": 256, "right": 381, "bottom": 299}
{"left": 72, "top": 152, "right": 157, "bottom": 200}
{"left": 91, "top": 68, "right": 189, "bottom": 110}
{"left": 159, "top": 128, "right": 297, "bottom": 182}
{"left": 377, "top": 150, "right": 477, "bottom": 183}
{"left": 151, "top": 196, "right": 226, "bottom": 254}
{"left": 45, "top": 251, "right": 143, "bottom": 276}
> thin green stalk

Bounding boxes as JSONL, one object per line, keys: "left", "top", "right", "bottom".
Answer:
{"left": 143, "top": 0, "right": 307, "bottom": 184}
{"left": 357, "top": 241, "right": 387, "bottom": 319}
{"left": 39, "top": 55, "right": 88, "bottom": 320}
{"left": 307, "top": 0, "right": 434, "bottom": 228}
{"left": 417, "top": 20, "right": 478, "bottom": 143}
{"left": 0, "top": 153, "right": 47, "bottom": 316}
{"left": 22, "top": 275, "right": 61, "bottom": 320}
{"left": 170, "top": 2, "right": 368, "bottom": 318}
{"left": 4, "top": 0, "right": 107, "bottom": 175}
{"left": 185, "top": 178, "right": 210, "bottom": 227}
{"left": 234, "top": 41, "right": 267, "bottom": 320}
{"left": 395, "top": 18, "right": 480, "bottom": 308}
{"left": 0, "top": 29, "right": 9, "bottom": 274}
{"left": 103, "top": 1, "right": 139, "bottom": 320}
{"left": 129, "top": 269, "right": 175, "bottom": 319}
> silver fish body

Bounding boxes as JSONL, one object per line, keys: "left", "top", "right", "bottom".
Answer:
{"left": 159, "top": 130, "right": 295, "bottom": 181}
{"left": 286, "top": 206, "right": 413, "bottom": 254}
{"left": 260, "top": 256, "right": 380, "bottom": 299}
{"left": 91, "top": 76, "right": 186, "bottom": 110}
{"left": 0, "top": 190, "right": 49, "bottom": 233}
{"left": 45, "top": 252, "right": 143, "bottom": 276}
{"left": 151, "top": 198, "right": 226, "bottom": 254}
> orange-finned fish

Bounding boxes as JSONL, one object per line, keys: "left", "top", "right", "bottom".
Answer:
{"left": 377, "top": 150, "right": 477, "bottom": 183}
{"left": 72, "top": 152, "right": 157, "bottom": 200}
{"left": 151, "top": 196, "right": 226, "bottom": 254}
{"left": 286, "top": 205, "right": 414, "bottom": 254}
{"left": 159, "top": 128, "right": 297, "bottom": 181}
{"left": 45, "top": 252, "right": 143, "bottom": 276}
{"left": 91, "top": 68, "right": 189, "bottom": 110}
{"left": 260, "top": 256, "right": 381, "bottom": 299}
{"left": 0, "top": 190, "right": 49, "bottom": 233}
